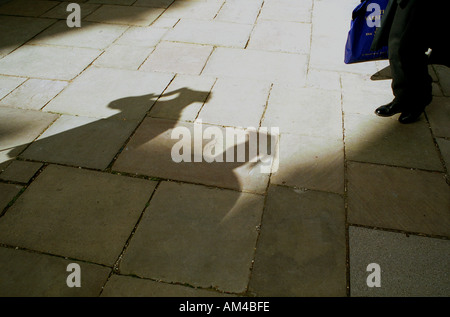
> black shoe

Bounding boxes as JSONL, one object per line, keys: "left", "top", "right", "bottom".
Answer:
{"left": 375, "top": 100, "right": 404, "bottom": 117}
{"left": 398, "top": 96, "right": 432, "bottom": 124}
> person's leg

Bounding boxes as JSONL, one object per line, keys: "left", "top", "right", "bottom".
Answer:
{"left": 375, "top": 0, "right": 432, "bottom": 123}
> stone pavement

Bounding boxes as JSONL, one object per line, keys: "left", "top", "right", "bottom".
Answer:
{"left": 0, "top": 0, "right": 449, "bottom": 297}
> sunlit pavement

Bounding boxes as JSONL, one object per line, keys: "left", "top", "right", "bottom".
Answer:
{"left": 0, "top": 0, "right": 449, "bottom": 297}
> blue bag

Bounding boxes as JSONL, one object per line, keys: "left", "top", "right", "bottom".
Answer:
{"left": 344, "top": 0, "right": 389, "bottom": 64}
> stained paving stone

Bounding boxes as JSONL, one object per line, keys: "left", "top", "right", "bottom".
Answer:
{"left": 43, "top": 67, "right": 174, "bottom": 120}
{"left": 270, "top": 134, "right": 344, "bottom": 194}
{"left": 434, "top": 64, "right": 450, "bottom": 96}
{"left": 93, "top": 44, "right": 153, "bottom": 70}
{"left": 0, "top": 160, "right": 42, "bottom": 183}
{"left": 148, "top": 74, "right": 216, "bottom": 122}
{"left": 0, "top": 0, "right": 59, "bottom": 17}
{"left": 214, "top": 0, "right": 262, "bottom": 25}
{"left": 113, "top": 26, "right": 168, "bottom": 47}
{"left": 119, "top": 181, "right": 264, "bottom": 293}
{"left": 140, "top": 41, "right": 214, "bottom": 75}
{"left": 133, "top": 0, "right": 175, "bottom": 8}
{"left": 112, "top": 118, "right": 271, "bottom": 194}
{"left": 0, "top": 182, "right": 22, "bottom": 212}
{"left": 160, "top": 0, "right": 223, "bottom": 20}
{"left": 426, "top": 97, "right": 450, "bottom": 138}
{"left": 349, "top": 226, "right": 450, "bottom": 297}
{"left": 164, "top": 19, "right": 253, "bottom": 48}
{"left": 101, "top": 274, "right": 232, "bottom": 297}
{"left": 305, "top": 69, "right": 341, "bottom": 91}
{"left": 85, "top": 5, "right": 164, "bottom": 26}
{"left": 0, "top": 75, "right": 26, "bottom": 99}
{"left": 197, "top": 77, "right": 271, "bottom": 128}
{"left": 247, "top": 20, "right": 311, "bottom": 54}
{"left": 202, "top": 47, "right": 307, "bottom": 87}
{"left": 261, "top": 85, "right": 343, "bottom": 139}
{"left": 0, "top": 79, "right": 68, "bottom": 110}
{"left": 0, "top": 165, "right": 157, "bottom": 266}
{"left": 0, "top": 45, "right": 101, "bottom": 80}
{"left": 344, "top": 113, "right": 444, "bottom": 171}
{"left": 0, "top": 16, "right": 55, "bottom": 58}
{"left": 20, "top": 114, "right": 139, "bottom": 170}
{"left": 0, "top": 107, "right": 59, "bottom": 164}
{"left": 347, "top": 162, "right": 450, "bottom": 237}
{"left": 29, "top": 21, "right": 128, "bottom": 49}
{"left": 258, "top": 0, "right": 312, "bottom": 23}
{"left": 248, "top": 185, "right": 346, "bottom": 297}
{"left": 436, "top": 138, "right": 450, "bottom": 173}
{"left": 0, "top": 247, "right": 111, "bottom": 297}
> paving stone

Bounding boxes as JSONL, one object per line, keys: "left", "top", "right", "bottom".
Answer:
{"left": 202, "top": 47, "right": 307, "bottom": 87}
{"left": 270, "top": 134, "right": 344, "bottom": 194}
{"left": 44, "top": 67, "right": 174, "bottom": 120}
{"left": 0, "top": 45, "right": 101, "bottom": 80}
{"left": 113, "top": 118, "right": 272, "bottom": 193}
{"left": 197, "top": 77, "right": 271, "bottom": 128}
{"left": 148, "top": 74, "right": 216, "bottom": 122}
{"left": 247, "top": 20, "right": 310, "bottom": 54}
{"left": 29, "top": 21, "right": 127, "bottom": 49}
{"left": 0, "top": 165, "right": 157, "bottom": 266}
{"left": 340, "top": 72, "right": 393, "bottom": 96}
{"left": 214, "top": 0, "right": 262, "bottom": 25}
{"left": 0, "top": 107, "right": 59, "bottom": 162}
{"left": 0, "top": 0, "right": 59, "bottom": 17}
{"left": 161, "top": 0, "right": 223, "bottom": 20}
{"left": 0, "top": 160, "right": 42, "bottom": 183}
{"left": 133, "top": 0, "right": 175, "bottom": 8}
{"left": 120, "top": 181, "right": 264, "bottom": 293}
{"left": 0, "top": 79, "right": 68, "bottom": 110}
{"left": 261, "top": 85, "right": 343, "bottom": 139}
{"left": 0, "top": 247, "right": 111, "bottom": 296}
{"left": 20, "top": 114, "right": 139, "bottom": 170}
{"left": 258, "top": 0, "right": 312, "bottom": 23}
{"left": 434, "top": 64, "right": 450, "bottom": 96}
{"left": 140, "top": 41, "right": 213, "bottom": 75}
{"left": 149, "top": 16, "right": 179, "bottom": 28}
{"left": 0, "top": 75, "right": 26, "bottom": 99}
{"left": 344, "top": 113, "right": 444, "bottom": 171}
{"left": 41, "top": 2, "right": 100, "bottom": 19}
{"left": 114, "top": 26, "right": 168, "bottom": 47}
{"left": 347, "top": 162, "right": 450, "bottom": 237}
{"left": 0, "top": 182, "right": 21, "bottom": 212}
{"left": 249, "top": 185, "right": 346, "bottom": 296}
{"left": 342, "top": 91, "right": 393, "bottom": 116}
{"left": 87, "top": 0, "right": 135, "bottom": 5}
{"left": 164, "top": 19, "right": 253, "bottom": 48}
{"left": 94, "top": 44, "right": 153, "bottom": 70}
{"left": 436, "top": 138, "right": 450, "bottom": 173}
{"left": 101, "top": 274, "right": 231, "bottom": 297}
{"left": 0, "top": 16, "right": 55, "bottom": 57}
{"left": 305, "top": 69, "right": 341, "bottom": 91}
{"left": 349, "top": 226, "right": 450, "bottom": 296}
{"left": 426, "top": 97, "right": 450, "bottom": 138}
{"left": 85, "top": 5, "right": 164, "bottom": 26}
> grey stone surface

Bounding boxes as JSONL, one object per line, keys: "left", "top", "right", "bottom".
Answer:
{"left": 347, "top": 162, "right": 450, "bottom": 237}
{"left": 344, "top": 113, "right": 444, "bottom": 171}
{"left": 0, "top": 45, "right": 101, "bottom": 80}
{"left": 0, "top": 182, "right": 21, "bottom": 212}
{"left": 101, "top": 274, "right": 233, "bottom": 297}
{"left": 249, "top": 185, "right": 346, "bottom": 296}
{"left": 113, "top": 118, "right": 271, "bottom": 193}
{"left": 349, "top": 226, "right": 450, "bottom": 297}
{"left": 0, "top": 75, "right": 26, "bottom": 99}
{"left": 0, "top": 0, "right": 59, "bottom": 17}
{"left": 20, "top": 114, "right": 139, "bottom": 170}
{"left": 0, "top": 160, "right": 42, "bottom": 183}
{"left": 0, "top": 165, "right": 157, "bottom": 266}
{"left": 0, "top": 246, "right": 111, "bottom": 297}
{"left": 120, "top": 181, "right": 264, "bottom": 293}
{"left": 426, "top": 97, "right": 450, "bottom": 138}
{"left": 85, "top": 5, "right": 164, "bottom": 26}
{"left": 43, "top": 67, "right": 174, "bottom": 120}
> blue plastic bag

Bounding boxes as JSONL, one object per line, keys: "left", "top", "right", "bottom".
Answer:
{"left": 344, "top": 0, "right": 389, "bottom": 64}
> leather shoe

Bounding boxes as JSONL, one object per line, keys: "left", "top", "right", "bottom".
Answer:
{"left": 398, "top": 109, "right": 424, "bottom": 124}
{"left": 375, "top": 100, "right": 404, "bottom": 117}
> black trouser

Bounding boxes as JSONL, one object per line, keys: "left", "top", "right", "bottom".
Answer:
{"left": 388, "top": 0, "right": 432, "bottom": 108}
